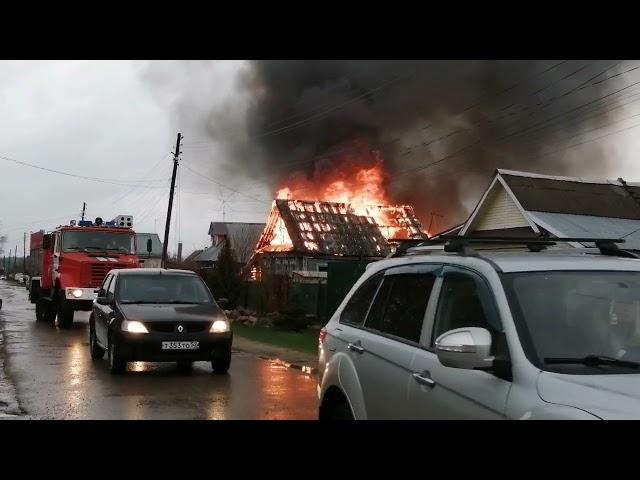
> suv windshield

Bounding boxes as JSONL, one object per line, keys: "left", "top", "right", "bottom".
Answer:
{"left": 63, "top": 231, "right": 134, "bottom": 253}
{"left": 504, "top": 271, "right": 640, "bottom": 374}
{"left": 117, "top": 274, "right": 213, "bottom": 304}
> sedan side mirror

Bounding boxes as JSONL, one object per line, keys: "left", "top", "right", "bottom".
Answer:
{"left": 217, "top": 297, "right": 229, "bottom": 308}
{"left": 96, "top": 296, "right": 110, "bottom": 306}
{"left": 435, "top": 327, "right": 494, "bottom": 370}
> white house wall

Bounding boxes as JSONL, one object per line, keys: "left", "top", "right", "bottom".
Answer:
{"left": 473, "top": 181, "right": 531, "bottom": 231}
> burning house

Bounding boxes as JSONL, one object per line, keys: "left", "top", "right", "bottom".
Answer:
{"left": 250, "top": 198, "right": 426, "bottom": 280}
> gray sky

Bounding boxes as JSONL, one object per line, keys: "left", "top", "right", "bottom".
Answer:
{"left": 0, "top": 60, "right": 271, "bottom": 258}
{"left": 2, "top": 60, "right": 640, "bottom": 259}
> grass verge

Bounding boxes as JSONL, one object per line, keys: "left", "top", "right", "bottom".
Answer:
{"left": 232, "top": 322, "right": 320, "bottom": 355}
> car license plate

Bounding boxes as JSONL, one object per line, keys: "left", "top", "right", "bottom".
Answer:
{"left": 161, "top": 341, "right": 199, "bottom": 350}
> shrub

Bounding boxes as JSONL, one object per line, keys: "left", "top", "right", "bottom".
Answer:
{"left": 271, "top": 308, "right": 313, "bottom": 332}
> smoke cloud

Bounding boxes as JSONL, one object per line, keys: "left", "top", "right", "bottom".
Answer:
{"left": 142, "top": 60, "right": 628, "bottom": 232}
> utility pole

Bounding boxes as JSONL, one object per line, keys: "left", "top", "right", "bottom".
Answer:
{"left": 23, "top": 232, "right": 26, "bottom": 276}
{"left": 81, "top": 202, "right": 87, "bottom": 222}
{"left": 13, "top": 245, "right": 17, "bottom": 275}
{"left": 162, "top": 133, "right": 182, "bottom": 268}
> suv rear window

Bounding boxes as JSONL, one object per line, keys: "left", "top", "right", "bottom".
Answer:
{"left": 340, "top": 272, "right": 384, "bottom": 326}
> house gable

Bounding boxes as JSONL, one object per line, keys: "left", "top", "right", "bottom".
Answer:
{"left": 462, "top": 175, "right": 538, "bottom": 235}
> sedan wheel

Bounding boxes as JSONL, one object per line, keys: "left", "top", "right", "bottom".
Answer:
{"left": 89, "top": 320, "right": 105, "bottom": 360}
{"left": 177, "top": 361, "right": 193, "bottom": 373}
{"left": 108, "top": 340, "right": 126, "bottom": 374}
{"left": 211, "top": 354, "right": 231, "bottom": 374}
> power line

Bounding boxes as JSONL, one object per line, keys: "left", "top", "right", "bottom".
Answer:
{"left": 398, "top": 102, "right": 640, "bottom": 190}
{"left": 390, "top": 76, "right": 640, "bottom": 182}
{"left": 531, "top": 117, "right": 640, "bottom": 161}
{"left": 497, "top": 60, "right": 590, "bottom": 113}
{"left": 82, "top": 143, "right": 176, "bottom": 222}
{"left": 181, "top": 163, "right": 272, "bottom": 205}
{"left": 0, "top": 153, "right": 167, "bottom": 188}
{"left": 413, "top": 60, "right": 620, "bottom": 153}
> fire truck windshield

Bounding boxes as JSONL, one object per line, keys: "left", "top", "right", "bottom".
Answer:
{"left": 62, "top": 231, "right": 135, "bottom": 254}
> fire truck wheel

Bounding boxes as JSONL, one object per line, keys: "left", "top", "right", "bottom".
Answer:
{"left": 89, "top": 318, "right": 105, "bottom": 360}
{"left": 108, "top": 339, "right": 126, "bottom": 374}
{"left": 44, "top": 302, "right": 57, "bottom": 322}
{"left": 35, "top": 300, "right": 45, "bottom": 322}
{"left": 37, "top": 300, "right": 56, "bottom": 322}
{"left": 57, "top": 296, "right": 74, "bottom": 329}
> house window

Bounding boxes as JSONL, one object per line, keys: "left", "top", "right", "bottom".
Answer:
{"left": 317, "top": 263, "right": 328, "bottom": 272}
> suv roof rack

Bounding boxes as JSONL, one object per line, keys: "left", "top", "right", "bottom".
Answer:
{"left": 387, "top": 239, "right": 432, "bottom": 257}
{"left": 390, "top": 236, "right": 639, "bottom": 259}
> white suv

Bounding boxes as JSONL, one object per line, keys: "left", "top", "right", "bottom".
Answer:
{"left": 318, "top": 238, "right": 640, "bottom": 420}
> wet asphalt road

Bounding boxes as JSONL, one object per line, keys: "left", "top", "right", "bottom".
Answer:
{"left": 0, "top": 281, "right": 318, "bottom": 419}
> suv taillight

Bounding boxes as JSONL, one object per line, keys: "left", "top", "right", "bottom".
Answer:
{"left": 319, "top": 328, "right": 328, "bottom": 345}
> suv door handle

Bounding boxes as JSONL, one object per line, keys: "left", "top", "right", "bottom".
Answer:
{"left": 347, "top": 343, "right": 365, "bottom": 354}
{"left": 413, "top": 371, "right": 436, "bottom": 387}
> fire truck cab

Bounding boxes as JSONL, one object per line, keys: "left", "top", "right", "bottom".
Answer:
{"left": 29, "top": 215, "right": 140, "bottom": 328}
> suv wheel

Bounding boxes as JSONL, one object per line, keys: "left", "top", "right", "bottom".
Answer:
{"left": 89, "top": 318, "right": 105, "bottom": 360}
{"left": 108, "top": 339, "right": 126, "bottom": 374}
{"left": 320, "top": 398, "right": 355, "bottom": 420}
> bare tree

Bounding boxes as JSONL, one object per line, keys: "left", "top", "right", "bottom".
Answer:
{"left": 229, "top": 225, "right": 261, "bottom": 265}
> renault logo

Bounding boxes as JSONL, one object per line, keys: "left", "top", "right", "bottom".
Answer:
{"left": 177, "top": 325, "right": 184, "bottom": 333}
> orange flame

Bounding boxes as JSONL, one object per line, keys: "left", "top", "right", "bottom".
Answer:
{"left": 274, "top": 146, "right": 427, "bottom": 240}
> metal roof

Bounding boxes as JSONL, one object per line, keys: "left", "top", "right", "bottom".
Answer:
{"left": 527, "top": 211, "right": 640, "bottom": 250}
{"left": 206, "top": 222, "right": 265, "bottom": 262}
{"left": 500, "top": 172, "right": 640, "bottom": 220}
{"left": 193, "top": 243, "right": 224, "bottom": 263}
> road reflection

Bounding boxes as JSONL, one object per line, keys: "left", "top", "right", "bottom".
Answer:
{"left": 255, "top": 359, "right": 317, "bottom": 420}
{"left": 1, "top": 281, "right": 318, "bottom": 420}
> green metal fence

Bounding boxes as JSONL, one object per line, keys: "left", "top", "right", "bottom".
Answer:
{"left": 239, "top": 259, "right": 369, "bottom": 320}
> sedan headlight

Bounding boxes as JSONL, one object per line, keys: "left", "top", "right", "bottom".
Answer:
{"left": 210, "top": 319, "right": 230, "bottom": 333}
{"left": 121, "top": 320, "right": 149, "bottom": 334}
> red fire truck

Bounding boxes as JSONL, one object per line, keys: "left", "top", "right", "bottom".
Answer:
{"left": 29, "top": 215, "right": 140, "bottom": 328}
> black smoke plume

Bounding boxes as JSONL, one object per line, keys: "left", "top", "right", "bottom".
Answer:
{"left": 143, "top": 60, "right": 628, "bottom": 232}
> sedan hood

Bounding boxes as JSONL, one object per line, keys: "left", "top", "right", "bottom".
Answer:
{"left": 537, "top": 371, "right": 640, "bottom": 420}
{"left": 118, "top": 303, "right": 223, "bottom": 323}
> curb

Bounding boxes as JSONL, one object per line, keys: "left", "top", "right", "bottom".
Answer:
{"left": 259, "top": 355, "right": 319, "bottom": 375}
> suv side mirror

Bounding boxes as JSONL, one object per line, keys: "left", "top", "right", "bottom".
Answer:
{"left": 96, "top": 296, "right": 110, "bottom": 306}
{"left": 435, "top": 327, "right": 494, "bottom": 370}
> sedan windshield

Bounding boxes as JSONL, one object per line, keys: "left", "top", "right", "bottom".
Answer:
{"left": 117, "top": 275, "right": 213, "bottom": 304}
{"left": 63, "top": 231, "right": 134, "bottom": 254}
{"left": 504, "top": 271, "right": 640, "bottom": 374}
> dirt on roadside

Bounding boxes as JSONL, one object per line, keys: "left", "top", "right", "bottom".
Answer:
{"left": 232, "top": 335, "right": 318, "bottom": 372}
